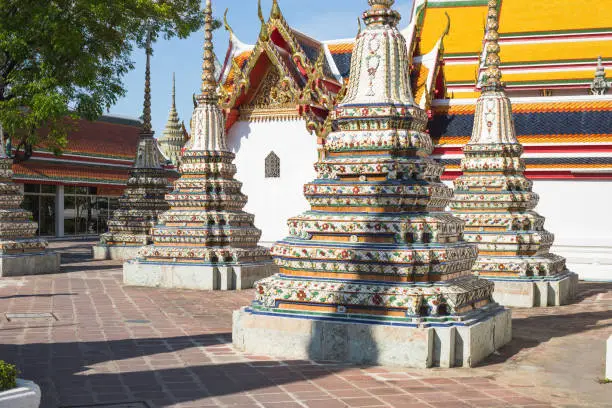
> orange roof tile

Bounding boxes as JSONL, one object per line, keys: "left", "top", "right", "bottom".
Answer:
{"left": 13, "top": 161, "right": 130, "bottom": 186}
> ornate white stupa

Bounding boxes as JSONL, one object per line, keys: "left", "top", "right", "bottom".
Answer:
{"left": 0, "top": 123, "right": 59, "bottom": 275}
{"left": 450, "top": 0, "right": 578, "bottom": 307}
{"left": 123, "top": 0, "right": 275, "bottom": 290}
{"left": 93, "top": 36, "right": 170, "bottom": 261}
{"left": 233, "top": 0, "right": 511, "bottom": 368}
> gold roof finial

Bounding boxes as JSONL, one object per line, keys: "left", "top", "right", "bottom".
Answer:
{"left": 271, "top": 0, "right": 281, "bottom": 19}
{"left": 223, "top": 8, "right": 234, "bottom": 41}
{"left": 142, "top": 30, "right": 153, "bottom": 134}
{"left": 481, "top": 0, "right": 503, "bottom": 92}
{"left": 258, "top": 0, "right": 269, "bottom": 41}
{"left": 198, "top": 0, "right": 218, "bottom": 102}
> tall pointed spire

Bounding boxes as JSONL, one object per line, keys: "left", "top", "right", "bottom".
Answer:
{"left": 159, "top": 72, "right": 184, "bottom": 167}
{"left": 480, "top": 0, "right": 503, "bottom": 92}
{"left": 94, "top": 31, "right": 170, "bottom": 260}
{"left": 199, "top": 0, "right": 218, "bottom": 103}
{"left": 142, "top": 31, "right": 153, "bottom": 134}
{"left": 189, "top": 0, "right": 228, "bottom": 152}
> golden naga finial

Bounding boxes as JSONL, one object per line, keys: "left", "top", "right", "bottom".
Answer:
{"left": 223, "top": 8, "right": 235, "bottom": 41}
{"left": 257, "top": 0, "right": 269, "bottom": 41}
{"left": 481, "top": 0, "right": 503, "bottom": 92}
{"left": 271, "top": 0, "right": 281, "bottom": 19}
{"left": 198, "top": 0, "right": 218, "bottom": 102}
{"left": 142, "top": 30, "right": 153, "bottom": 134}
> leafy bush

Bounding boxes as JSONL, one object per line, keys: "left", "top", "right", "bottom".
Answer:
{"left": 0, "top": 361, "right": 17, "bottom": 391}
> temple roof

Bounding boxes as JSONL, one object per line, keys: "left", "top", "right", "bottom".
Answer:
{"left": 219, "top": 0, "right": 446, "bottom": 130}
{"left": 13, "top": 116, "right": 145, "bottom": 189}
{"left": 430, "top": 96, "right": 612, "bottom": 179}
{"left": 419, "top": 0, "right": 612, "bottom": 97}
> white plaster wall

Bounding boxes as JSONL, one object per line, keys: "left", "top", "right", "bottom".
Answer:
{"left": 227, "top": 119, "right": 318, "bottom": 245}
{"left": 533, "top": 180, "right": 612, "bottom": 281}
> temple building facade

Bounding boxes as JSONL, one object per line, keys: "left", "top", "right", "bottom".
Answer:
{"left": 6, "top": 115, "right": 151, "bottom": 238}
{"left": 218, "top": 0, "right": 612, "bottom": 281}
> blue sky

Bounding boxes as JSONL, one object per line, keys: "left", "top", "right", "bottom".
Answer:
{"left": 109, "top": 0, "right": 414, "bottom": 135}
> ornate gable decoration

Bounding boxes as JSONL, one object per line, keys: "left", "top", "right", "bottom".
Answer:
{"left": 221, "top": 0, "right": 341, "bottom": 126}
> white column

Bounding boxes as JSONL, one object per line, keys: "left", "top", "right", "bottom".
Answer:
{"left": 55, "top": 185, "right": 64, "bottom": 238}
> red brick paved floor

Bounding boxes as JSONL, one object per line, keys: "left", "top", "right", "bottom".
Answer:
{"left": 0, "top": 240, "right": 610, "bottom": 408}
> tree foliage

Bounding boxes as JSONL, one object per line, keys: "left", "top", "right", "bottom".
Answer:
{"left": 0, "top": 0, "right": 204, "bottom": 156}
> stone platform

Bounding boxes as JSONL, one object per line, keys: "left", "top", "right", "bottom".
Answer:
{"left": 233, "top": 304, "right": 512, "bottom": 368}
{"left": 92, "top": 244, "right": 142, "bottom": 261}
{"left": 487, "top": 271, "right": 579, "bottom": 307}
{"left": 123, "top": 260, "right": 277, "bottom": 290}
{"left": 0, "top": 251, "right": 60, "bottom": 277}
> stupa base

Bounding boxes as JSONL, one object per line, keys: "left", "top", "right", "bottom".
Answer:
{"left": 0, "top": 251, "right": 60, "bottom": 277}
{"left": 232, "top": 304, "right": 511, "bottom": 368}
{"left": 484, "top": 272, "right": 579, "bottom": 307}
{"left": 92, "top": 244, "right": 143, "bottom": 261}
{"left": 123, "top": 260, "right": 278, "bottom": 290}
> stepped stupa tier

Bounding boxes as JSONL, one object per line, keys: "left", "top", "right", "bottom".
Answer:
{"left": 158, "top": 73, "right": 187, "bottom": 167}
{"left": 124, "top": 0, "right": 275, "bottom": 291}
{"left": 450, "top": 0, "right": 577, "bottom": 307}
{"left": 0, "top": 124, "right": 60, "bottom": 276}
{"left": 93, "top": 36, "right": 171, "bottom": 261}
{"left": 233, "top": 0, "right": 511, "bottom": 369}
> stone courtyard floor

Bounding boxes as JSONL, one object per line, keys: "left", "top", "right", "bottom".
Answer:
{"left": 0, "top": 240, "right": 610, "bottom": 408}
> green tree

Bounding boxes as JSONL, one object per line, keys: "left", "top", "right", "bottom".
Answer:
{"left": 0, "top": 0, "right": 206, "bottom": 158}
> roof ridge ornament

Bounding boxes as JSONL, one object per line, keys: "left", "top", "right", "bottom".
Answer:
{"left": 590, "top": 56, "right": 610, "bottom": 95}
{"left": 480, "top": 0, "right": 503, "bottom": 92}
{"left": 198, "top": 0, "right": 218, "bottom": 103}
{"left": 257, "top": 0, "right": 269, "bottom": 41}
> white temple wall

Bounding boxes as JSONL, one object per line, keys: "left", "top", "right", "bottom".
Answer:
{"left": 532, "top": 179, "right": 612, "bottom": 282}
{"left": 227, "top": 119, "right": 318, "bottom": 245}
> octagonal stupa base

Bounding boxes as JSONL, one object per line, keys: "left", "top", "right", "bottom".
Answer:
{"left": 233, "top": 304, "right": 511, "bottom": 368}
{"left": 0, "top": 251, "right": 60, "bottom": 277}
{"left": 484, "top": 272, "right": 579, "bottom": 308}
{"left": 123, "top": 260, "right": 278, "bottom": 290}
{"left": 92, "top": 244, "right": 143, "bottom": 261}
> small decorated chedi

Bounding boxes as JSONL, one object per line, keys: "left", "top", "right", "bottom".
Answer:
{"left": 158, "top": 73, "right": 186, "bottom": 167}
{"left": 124, "top": 0, "right": 275, "bottom": 290}
{"left": 233, "top": 0, "right": 511, "bottom": 368}
{"left": 93, "top": 36, "right": 170, "bottom": 261}
{"left": 450, "top": 0, "right": 578, "bottom": 307}
{"left": 0, "top": 124, "right": 60, "bottom": 276}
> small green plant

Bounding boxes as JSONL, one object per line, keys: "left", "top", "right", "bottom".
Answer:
{"left": 0, "top": 361, "right": 18, "bottom": 391}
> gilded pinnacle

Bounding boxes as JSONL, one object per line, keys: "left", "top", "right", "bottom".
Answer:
{"left": 199, "top": 0, "right": 218, "bottom": 103}
{"left": 364, "top": 0, "right": 400, "bottom": 28}
{"left": 481, "top": 0, "right": 503, "bottom": 92}
{"left": 142, "top": 31, "right": 153, "bottom": 134}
